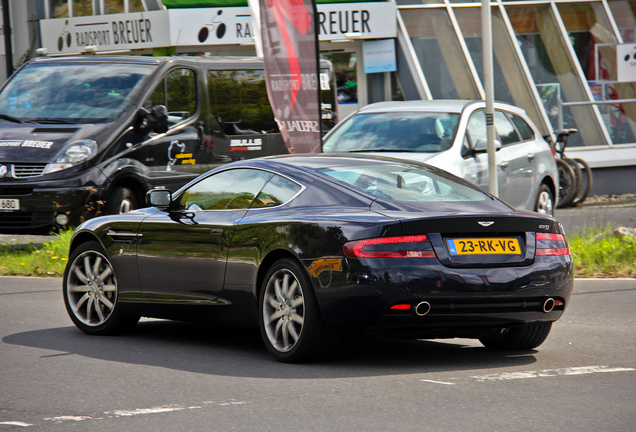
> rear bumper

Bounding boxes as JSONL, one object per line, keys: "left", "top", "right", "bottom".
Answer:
{"left": 312, "top": 256, "right": 574, "bottom": 335}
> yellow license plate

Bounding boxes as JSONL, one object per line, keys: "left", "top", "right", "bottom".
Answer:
{"left": 447, "top": 238, "right": 521, "bottom": 255}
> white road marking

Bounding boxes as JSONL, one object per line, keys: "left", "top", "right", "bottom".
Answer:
{"left": 420, "top": 365, "right": 636, "bottom": 386}
{"left": 16, "top": 400, "right": 249, "bottom": 428}
{"left": 420, "top": 379, "right": 456, "bottom": 385}
{"left": 470, "top": 365, "right": 636, "bottom": 382}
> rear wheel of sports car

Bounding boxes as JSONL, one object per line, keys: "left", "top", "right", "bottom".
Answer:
{"left": 63, "top": 241, "right": 139, "bottom": 335}
{"left": 479, "top": 322, "right": 553, "bottom": 350}
{"left": 259, "top": 258, "right": 333, "bottom": 363}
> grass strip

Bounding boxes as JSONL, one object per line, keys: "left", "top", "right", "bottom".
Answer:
{"left": 1, "top": 228, "right": 634, "bottom": 278}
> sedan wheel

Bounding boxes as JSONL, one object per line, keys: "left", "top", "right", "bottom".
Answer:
{"left": 479, "top": 322, "right": 552, "bottom": 350}
{"left": 63, "top": 241, "right": 139, "bottom": 335}
{"left": 259, "top": 258, "right": 334, "bottom": 362}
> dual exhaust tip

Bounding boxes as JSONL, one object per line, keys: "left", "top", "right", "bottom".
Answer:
{"left": 413, "top": 298, "right": 556, "bottom": 316}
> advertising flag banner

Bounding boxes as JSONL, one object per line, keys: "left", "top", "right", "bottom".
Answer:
{"left": 259, "top": 0, "right": 321, "bottom": 153}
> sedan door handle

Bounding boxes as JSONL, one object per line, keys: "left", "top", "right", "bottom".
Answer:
{"left": 209, "top": 228, "right": 224, "bottom": 235}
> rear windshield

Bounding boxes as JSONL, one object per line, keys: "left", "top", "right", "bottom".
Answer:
{"left": 0, "top": 62, "right": 156, "bottom": 124}
{"left": 316, "top": 162, "right": 488, "bottom": 203}
{"left": 323, "top": 111, "right": 460, "bottom": 153}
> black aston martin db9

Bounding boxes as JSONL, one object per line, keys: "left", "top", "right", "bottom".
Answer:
{"left": 63, "top": 154, "right": 573, "bottom": 362}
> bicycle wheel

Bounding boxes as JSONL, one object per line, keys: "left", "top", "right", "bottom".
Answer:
{"left": 556, "top": 159, "right": 577, "bottom": 208}
{"left": 570, "top": 158, "right": 593, "bottom": 206}
{"left": 563, "top": 158, "right": 582, "bottom": 207}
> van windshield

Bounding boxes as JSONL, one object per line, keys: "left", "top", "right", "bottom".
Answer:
{"left": 0, "top": 62, "right": 156, "bottom": 124}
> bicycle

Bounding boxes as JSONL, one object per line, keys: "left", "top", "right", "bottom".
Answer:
{"left": 547, "top": 129, "right": 593, "bottom": 208}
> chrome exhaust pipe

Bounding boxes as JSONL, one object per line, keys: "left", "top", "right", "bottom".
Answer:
{"left": 415, "top": 301, "right": 431, "bottom": 316}
{"left": 543, "top": 298, "right": 555, "bottom": 313}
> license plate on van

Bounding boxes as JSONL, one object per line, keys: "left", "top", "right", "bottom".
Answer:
{"left": 0, "top": 198, "right": 20, "bottom": 211}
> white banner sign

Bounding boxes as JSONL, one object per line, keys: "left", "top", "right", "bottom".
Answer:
{"left": 40, "top": 11, "right": 170, "bottom": 54}
{"left": 617, "top": 43, "right": 636, "bottom": 82}
{"left": 40, "top": 2, "right": 396, "bottom": 55}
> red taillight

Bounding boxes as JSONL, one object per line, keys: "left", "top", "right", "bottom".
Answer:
{"left": 344, "top": 235, "right": 436, "bottom": 258}
{"left": 535, "top": 233, "right": 570, "bottom": 256}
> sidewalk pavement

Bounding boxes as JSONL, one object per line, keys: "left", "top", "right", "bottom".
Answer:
{"left": 1, "top": 196, "right": 635, "bottom": 251}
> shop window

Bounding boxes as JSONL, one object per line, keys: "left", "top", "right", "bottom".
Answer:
{"left": 73, "top": 0, "right": 92, "bottom": 16}
{"left": 507, "top": 4, "right": 608, "bottom": 147}
{"left": 453, "top": 6, "right": 548, "bottom": 137}
{"left": 52, "top": 0, "right": 69, "bottom": 17}
{"left": 208, "top": 70, "right": 277, "bottom": 135}
{"left": 401, "top": 8, "right": 480, "bottom": 100}
{"left": 559, "top": 1, "right": 636, "bottom": 144}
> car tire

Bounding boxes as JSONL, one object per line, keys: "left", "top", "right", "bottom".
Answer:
{"left": 534, "top": 184, "right": 554, "bottom": 216}
{"left": 479, "top": 322, "right": 552, "bottom": 350}
{"left": 106, "top": 186, "right": 137, "bottom": 214}
{"left": 63, "top": 241, "right": 139, "bottom": 335}
{"left": 259, "top": 257, "right": 335, "bottom": 363}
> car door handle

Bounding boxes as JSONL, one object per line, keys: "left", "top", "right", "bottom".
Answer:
{"left": 527, "top": 153, "right": 535, "bottom": 160}
{"left": 499, "top": 161, "right": 509, "bottom": 169}
{"left": 210, "top": 228, "right": 224, "bottom": 235}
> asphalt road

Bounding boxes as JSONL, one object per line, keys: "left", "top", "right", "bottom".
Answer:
{"left": 1, "top": 277, "right": 635, "bottom": 431}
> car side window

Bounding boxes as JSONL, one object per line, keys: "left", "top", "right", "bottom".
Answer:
{"left": 147, "top": 68, "right": 197, "bottom": 127}
{"left": 510, "top": 114, "right": 535, "bottom": 141}
{"left": 208, "top": 69, "right": 278, "bottom": 135}
{"left": 179, "top": 168, "right": 273, "bottom": 210}
{"left": 250, "top": 174, "right": 302, "bottom": 208}
{"left": 494, "top": 111, "right": 520, "bottom": 145}
{"left": 463, "top": 110, "right": 487, "bottom": 157}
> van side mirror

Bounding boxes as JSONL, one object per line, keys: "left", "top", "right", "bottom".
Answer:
{"left": 146, "top": 188, "right": 172, "bottom": 208}
{"left": 472, "top": 138, "right": 502, "bottom": 154}
{"left": 134, "top": 105, "right": 169, "bottom": 135}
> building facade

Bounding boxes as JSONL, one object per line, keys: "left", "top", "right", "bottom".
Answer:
{"left": 2, "top": 0, "right": 636, "bottom": 194}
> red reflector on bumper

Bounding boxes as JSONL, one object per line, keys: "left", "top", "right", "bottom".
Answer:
{"left": 390, "top": 304, "right": 411, "bottom": 310}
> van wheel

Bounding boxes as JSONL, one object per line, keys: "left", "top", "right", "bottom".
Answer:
{"left": 106, "top": 187, "right": 137, "bottom": 214}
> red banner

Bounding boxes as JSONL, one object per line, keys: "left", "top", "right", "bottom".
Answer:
{"left": 259, "top": 0, "right": 322, "bottom": 153}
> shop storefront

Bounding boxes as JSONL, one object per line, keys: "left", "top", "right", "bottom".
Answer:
{"left": 3, "top": 0, "right": 636, "bottom": 192}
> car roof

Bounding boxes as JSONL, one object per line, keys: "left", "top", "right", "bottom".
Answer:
{"left": 355, "top": 100, "right": 527, "bottom": 116}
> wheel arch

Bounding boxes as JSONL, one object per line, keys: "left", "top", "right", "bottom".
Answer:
{"left": 256, "top": 249, "right": 303, "bottom": 300}
{"left": 105, "top": 174, "right": 148, "bottom": 209}
{"left": 68, "top": 231, "right": 103, "bottom": 257}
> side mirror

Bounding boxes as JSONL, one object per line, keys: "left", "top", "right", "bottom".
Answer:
{"left": 146, "top": 188, "right": 172, "bottom": 208}
{"left": 134, "top": 105, "right": 169, "bottom": 135}
{"left": 472, "top": 138, "right": 502, "bottom": 153}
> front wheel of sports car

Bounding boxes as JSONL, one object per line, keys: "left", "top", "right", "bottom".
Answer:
{"left": 479, "top": 322, "right": 553, "bottom": 350}
{"left": 63, "top": 241, "right": 139, "bottom": 335}
{"left": 259, "top": 258, "right": 334, "bottom": 363}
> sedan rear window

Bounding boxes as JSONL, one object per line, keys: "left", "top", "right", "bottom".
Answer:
{"left": 317, "top": 162, "right": 487, "bottom": 202}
